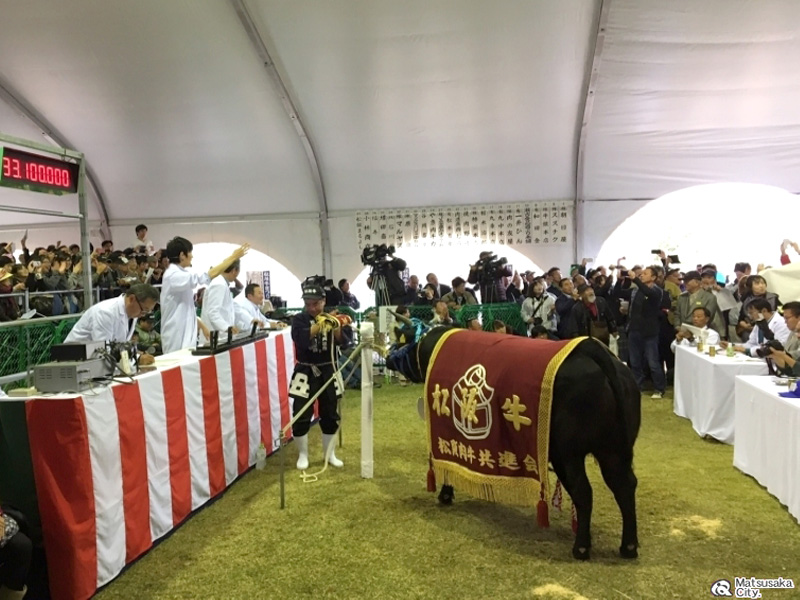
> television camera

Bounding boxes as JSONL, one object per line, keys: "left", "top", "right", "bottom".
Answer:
{"left": 475, "top": 253, "right": 508, "bottom": 281}
{"left": 360, "top": 244, "right": 396, "bottom": 268}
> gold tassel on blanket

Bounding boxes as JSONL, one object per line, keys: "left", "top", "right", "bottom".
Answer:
{"left": 433, "top": 462, "right": 544, "bottom": 507}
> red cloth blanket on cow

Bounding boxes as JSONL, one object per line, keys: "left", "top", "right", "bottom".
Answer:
{"left": 424, "top": 329, "right": 585, "bottom": 525}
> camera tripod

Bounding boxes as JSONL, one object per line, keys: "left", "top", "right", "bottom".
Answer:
{"left": 370, "top": 271, "right": 392, "bottom": 307}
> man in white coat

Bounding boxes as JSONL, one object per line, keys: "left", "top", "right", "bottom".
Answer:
{"left": 200, "top": 260, "right": 240, "bottom": 341}
{"left": 160, "top": 237, "right": 248, "bottom": 353}
{"left": 670, "top": 306, "right": 720, "bottom": 352}
{"left": 233, "top": 282, "right": 288, "bottom": 332}
{"left": 66, "top": 283, "right": 159, "bottom": 346}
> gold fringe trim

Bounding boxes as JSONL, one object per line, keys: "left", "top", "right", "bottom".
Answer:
{"left": 537, "top": 336, "right": 587, "bottom": 503}
{"left": 426, "top": 334, "right": 589, "bottom": 512}
{"left": 425, "top": 329, "right": 466, "bottom": 457}
{"left": 433, "top": 459, "right": 544, "bottom": 507}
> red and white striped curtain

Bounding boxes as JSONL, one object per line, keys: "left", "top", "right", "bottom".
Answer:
{"left": 25, "top": 332, "right": 296, "bottom": 600}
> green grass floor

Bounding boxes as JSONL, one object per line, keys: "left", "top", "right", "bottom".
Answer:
{"left": 97, "top": 383, "right": 800, "bottom": 600}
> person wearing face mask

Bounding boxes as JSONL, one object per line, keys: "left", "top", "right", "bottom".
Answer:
{"left": 567, "top": 283, "right": 617, "bottom": 346}
{"left": 520, "top": 277, "right": 556, "bottom": 337}
{"left": 721, "top": 298, "right": 791, "bottom": 357}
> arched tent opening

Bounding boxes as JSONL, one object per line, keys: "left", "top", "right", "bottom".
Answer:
{"left": 350, "top": 243, "right": 545, "bottom": 308}
{"left": 191, "top": 242, "right": 302, "bottom": 308}
{"left": 595, "top": 183, "right": 798, "bottom": 281}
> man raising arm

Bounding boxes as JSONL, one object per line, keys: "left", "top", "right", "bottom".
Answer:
{"left": 160, "top": 237, "right": 249, "bottom": 353}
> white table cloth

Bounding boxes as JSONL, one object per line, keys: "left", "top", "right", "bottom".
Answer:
{"left": 734, "top": 375, "right": 800, "bottom": 524}
{"left": 673, "top": 345, "right": 768, "bottom": 444}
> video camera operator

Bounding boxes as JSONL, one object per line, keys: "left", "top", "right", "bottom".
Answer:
{"left": 720, "top": 298, "right": 791, "bottom": 358}
{"left": 767, "top": 303, "right": 800, "bottom": 376}
{"left": 467, "top": 251, "right": 513, "bottom": 304}
{"left": 362, "top": 244, "right": 407, "bottom": 306}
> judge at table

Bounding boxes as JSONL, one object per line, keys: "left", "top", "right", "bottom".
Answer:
{"left": 200, "top": 260, "right": 240, "bottom": 342}
{"left": 671, "top": 306, "right": 720, "bottom": 352}
{"left": 65, "top": 283, "right": 159, "bottom": 345}
{"left": 234, "top": 282, "right": 286, "bottom": 332}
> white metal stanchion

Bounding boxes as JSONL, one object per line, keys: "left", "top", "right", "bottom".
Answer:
{"left": 360, "top": 322, "right": 375, "bottom": 479}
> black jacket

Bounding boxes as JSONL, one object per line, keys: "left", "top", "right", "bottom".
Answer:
{"left": 628, "top": 279, "right": 663, "bottom": 337}
{"left": 568, "top": 297, "right": 617, "bottom": 338}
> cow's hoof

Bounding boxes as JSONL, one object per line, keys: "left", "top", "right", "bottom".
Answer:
{"left": 572, "top": 546, "right": 591, "bottom": 561}
{"left": 619, "top": 543, "right": 638, "bottom": 559}
{"left": 437, "top": 486, "right": 454, "bottom": 505}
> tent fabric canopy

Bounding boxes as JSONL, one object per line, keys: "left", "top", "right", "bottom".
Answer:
{"left": 1, "top": 0, "right": 798, "bottom": 227}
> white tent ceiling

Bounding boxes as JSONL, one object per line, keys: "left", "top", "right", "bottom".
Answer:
{"left": 1, "top": 0, "right": 799, "bottom": 228}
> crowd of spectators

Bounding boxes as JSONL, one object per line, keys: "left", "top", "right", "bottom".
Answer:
{"left": 380, "top": 245, "right": 799, "bottom": 398}
{"left": 0, "top": 225, "right": 167, "bottom": 321}
{"left": 4, "top": 229, "right": 799, "bottom": 396}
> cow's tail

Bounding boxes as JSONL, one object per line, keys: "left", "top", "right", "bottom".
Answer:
{"left": 578, "top": 337, "right": 636, "bottom": 453}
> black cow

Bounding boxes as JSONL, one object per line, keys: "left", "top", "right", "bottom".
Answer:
{"left": 387, "top": 325, "right": 641, "bottom": 560}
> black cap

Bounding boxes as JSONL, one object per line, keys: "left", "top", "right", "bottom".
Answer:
{"left": 301, "top": 282, "right": 325, "bottom": 300}
{"left": 701, "top": 269, "right": 717, "bottom": 279}
{"left": 576, "top": 283, "right": 590, "bottom": 295}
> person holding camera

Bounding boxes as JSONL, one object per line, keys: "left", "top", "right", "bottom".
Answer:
{"left": 426, "top": 273, "right": 451, "bottom": 298}
{"left": 767, "top": 305, "right": 800, "bottom": 376}
{"left": 720, "top": 298, "right": 791, "bottom": 358}
{"left": 468, "top": 251, "right": 512, "bottom": 304}
{"left": 627, "top": 266, "right": 666, "bottom": 398}
{"left": 520, "top": 277, "right": 556, "bottom": 337}
{"left": 363, "top": 244, "right": 407, "bottom": 306}
{"left": 413, "top": 283, "right": 439, "bottom": 306}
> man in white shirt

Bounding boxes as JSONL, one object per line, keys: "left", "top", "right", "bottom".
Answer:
{"left": 233, "top": 282, "right": 286, "bottom": 332}
{"left": 66, "top": 283, "right": 159, "bottom": 345}
{"left": 234, "top": 283, "right": 266, "bottom": 331}
{"left": 160, "top": 237, "right": 248, "bottom": 353}
{"left": 200, "top": 260, "right": 240, "bottom": 341}
{"left": 671, "top": 306, "right": 720, "bottom": 352}
{"left": 133, "top": 224, "right": 155, "bottom": 256}
{"left": 721, "top": 298, "right": 791, "bottom": 357}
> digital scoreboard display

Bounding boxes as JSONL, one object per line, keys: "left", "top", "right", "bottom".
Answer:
{"left": 0, "top": 147, "right": 79, "bottom": 194}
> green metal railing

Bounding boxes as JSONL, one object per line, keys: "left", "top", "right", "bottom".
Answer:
{"left": 0, "top": 315, "right": 81, "bottom": 390}
{"left": 0, "top": 302, "right": 526, "bottom": 389}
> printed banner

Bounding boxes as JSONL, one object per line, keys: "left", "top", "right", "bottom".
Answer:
{"left": 424, "top": 330, "right": 584, "bottom": 511}
{"left": 246, "top": 271, "right": 271, "bottom": 298}
{"left": 356, "top": 201, "right": 572, "bottom": 249}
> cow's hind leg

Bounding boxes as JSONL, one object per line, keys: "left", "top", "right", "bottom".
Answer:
{"left": 438, "top": 485, "right": 454, "bottom": 505}
{"left": 553, "top": 455, "right": 593, "bottom": 560}
{"left": 595, "top": 450, "right": 639, "bottom": 559}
